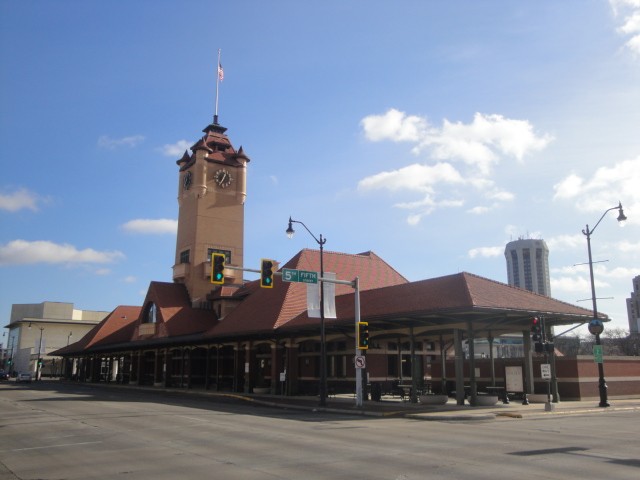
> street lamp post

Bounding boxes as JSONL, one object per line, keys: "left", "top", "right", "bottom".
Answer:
{"left": 6, "top": 334, "right": 16, "bottom": 374}
{"left": 29, "top": 323, "right": 45, "bottom": 381}
{"left": 286, "top": 216, "right": 328, "bottom": 407}
{"left": 582, "top": 201, "right": 627, "bottom": 408}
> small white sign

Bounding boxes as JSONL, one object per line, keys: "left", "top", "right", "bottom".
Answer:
{"left": 280, "top": 372, "right": 286, "bottom": 382}
{"left": 355, "top": 355, "right": 366, "bottom": 369}
{"left": 505, "top": 366, "right": 524, "bottom": 393}
{"left": 540, "top": 363, "right": 551, "bottom": 380}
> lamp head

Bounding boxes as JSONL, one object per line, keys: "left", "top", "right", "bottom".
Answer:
{"left": 617, "top": 202, "right": 627, "bottom": 226}
{"left": 286, "top": 217, "right": 295, "bottom": 239}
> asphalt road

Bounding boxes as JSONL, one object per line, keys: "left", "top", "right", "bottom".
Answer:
{"left": 1, "top": 381, "right": 638, "bottom": 479}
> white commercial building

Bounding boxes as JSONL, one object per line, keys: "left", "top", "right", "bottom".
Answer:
{"left": 2, "top": 302, "right": 108, "bottom": 378}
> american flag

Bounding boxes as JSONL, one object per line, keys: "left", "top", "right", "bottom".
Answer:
{"left": 218, "top": 63, "right": 224, "bottom": 82}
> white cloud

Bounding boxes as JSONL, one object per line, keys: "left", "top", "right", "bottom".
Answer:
{"left": 98, "top": 135, "right": 145, "bottom": 149}
{"left": 0, "top": 188, "right": 41, "bottom": 212}
{"left": 395, "top": 197, "right": 464, "bottom": 224}
{"left": 551, "top": 275, "right": 596, "bottom": 294}
{"left": 358, "top": 162, "right": 464, "bottom": 194}
{"left": 360, "top": 109, "right": 427, "bottom": 142}
{"left": 122, "top": 275, "right": 137, "bottom": 283}
{"left": 468, "top": 246, "right": 503, "bottom": 258}
{"left": 604, "top": 266, "right": 640, "bottom": 278}
{"left": 617, "top": 239, "right": 640, "bottom": 252}
{"left": 467, "top": 205, "right": 491, "bottom": 215}
{"left": 611, "top": 0, "right": 640, "bottom": 55}
{"left": 121, "top": 218, "right": 178, "bottom": 234}
{"left": 415, "top": 113, "right": 553, "bottom": 175}
{"left": 358, "top": 109, "right": 553, "bottom": 224}
{"left": 546, "top": 234, "right": 585, "bottom": 251}
{"left": 0, "top": 240, "right": 124, "bottom": 266}
{"left": 553, "top": 156, "right": 640, "bottom": 225}
{"left": 407, "top": 214, "right": 422, "bottom": 226}
{"left": 159, "top": 140, "right": 192, "bottom": 157}
{"left": 487, "top": 189, "right": 515, "bottom": 202}
{"left": 551, "top": 174, "right": 583, "bottom": 200}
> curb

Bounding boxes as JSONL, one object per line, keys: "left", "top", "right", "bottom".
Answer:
{"left": 43, "top": 381, "right": 640, "bottom": 421}
{"left": 406, "top": 413, "right": 497, "bottom": 422}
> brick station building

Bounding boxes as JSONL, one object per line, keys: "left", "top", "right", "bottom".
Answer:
{"left": 53, "top": 117, "right": 640, "bottom": 403}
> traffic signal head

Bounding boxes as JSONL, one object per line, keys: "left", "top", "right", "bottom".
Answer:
{"left": 357, "top": 322, "right": 369, "bottom": 350}
{"left": 531, "top": 317, "right": 542, "bottom": 342}
{"left": 211, "top": 253, "right": 226, "bottom": 285}
{"left": 260, "top": 259, "right": 274, "bottom": 288}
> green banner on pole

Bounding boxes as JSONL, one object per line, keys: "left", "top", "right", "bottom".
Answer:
{"left": 593, "top": 345, "right": 603, "bottom": 364}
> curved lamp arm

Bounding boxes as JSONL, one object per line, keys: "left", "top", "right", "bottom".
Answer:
{"left": 582, "top": 202, "right": 627, "bottom": 237}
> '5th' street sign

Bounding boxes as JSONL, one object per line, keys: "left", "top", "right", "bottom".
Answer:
{"left": 282, "top": 268, "right": 318, "bottom": 284}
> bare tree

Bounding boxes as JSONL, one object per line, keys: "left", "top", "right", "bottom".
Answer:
{"left": 602, "top": 327, "right": 637, "bottom": 356}
{"left": 552, "top": 334, "right": 581, "bottom": 356}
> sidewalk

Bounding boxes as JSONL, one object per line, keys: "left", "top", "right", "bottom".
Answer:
{"left": 48, "top": 380, "right": 640, "bottom": 421}
{"left": 241, "top": 392, "right": 640, "bottom": 421}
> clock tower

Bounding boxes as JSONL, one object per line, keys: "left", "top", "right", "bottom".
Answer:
{"left": 173, "top": 120, "right": 250, "bottom": 308}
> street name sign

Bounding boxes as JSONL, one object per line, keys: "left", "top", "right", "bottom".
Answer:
{"left": 281, "top": 268, "right": 318, "bottom": 284}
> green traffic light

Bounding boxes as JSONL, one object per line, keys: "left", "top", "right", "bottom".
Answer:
{"left": 260, "top": 259, "right": 274, "bottom": 288}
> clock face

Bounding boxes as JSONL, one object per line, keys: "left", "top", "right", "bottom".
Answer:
{"left": 183, "top": 171, "right": 192, "bottom": 190}
{"left": 214, "top": 169, "right": 233, "bottom": 188}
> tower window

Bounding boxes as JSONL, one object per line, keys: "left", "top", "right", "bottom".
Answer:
{"left": 522, "top": 248, "right": 533, "bottom": 291}
{"left": 510, "top": 250, "right": 520, "bottom": 288}
{"left": 207, "top": 248, "right": 231, "bottom": 264}
{"left": 180, "top": 250, "right": 190, "bottom": 264}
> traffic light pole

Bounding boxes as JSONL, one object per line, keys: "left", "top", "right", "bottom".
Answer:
{"left": 353, "top": 277, "right": 364, "bottom": 407}
{"left": 224, "top": 265, "right": 365, "bottom": 407}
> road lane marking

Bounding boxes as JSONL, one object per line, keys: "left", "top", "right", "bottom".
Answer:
{"left": 4, "top": 441, "right": 103, "bottom": 452}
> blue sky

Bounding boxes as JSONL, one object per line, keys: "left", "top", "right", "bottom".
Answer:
{"left": 1, "top": 0, "right": 639, "bottom": 335}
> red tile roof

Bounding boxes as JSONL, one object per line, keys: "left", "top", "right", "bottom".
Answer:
{"left": 283, "top": 272, "right": 598, "bottom": 331}
{"left": 51, "top": 305, "right": 141, "bottom": 355}
{"left": 54, "top": 256, "right": 599, "bottom": 354}
{"left": 135, "top": 281, "right": 216, "bottom": 339}
{"left": 204, "top": 249, "right": 408, "bottom": 338}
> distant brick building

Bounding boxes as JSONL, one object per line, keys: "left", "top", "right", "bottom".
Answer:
{"left": 627, "top": 275, "right": 640, "bottom": 335}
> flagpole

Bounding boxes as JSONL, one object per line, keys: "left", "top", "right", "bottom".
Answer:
{"left": 214, "top": 48, "right": 221, "bottom": 124}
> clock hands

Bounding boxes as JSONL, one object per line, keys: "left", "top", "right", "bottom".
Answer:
{"left": 216, "top": 169, "right": 232, "bottom": 187}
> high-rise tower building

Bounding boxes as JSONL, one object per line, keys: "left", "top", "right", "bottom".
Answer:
{"left": 504, "top": 238, "right": 551, "bottom": 296}
{"left": 626, "top": 275, "right": 640, "bottom": 335}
